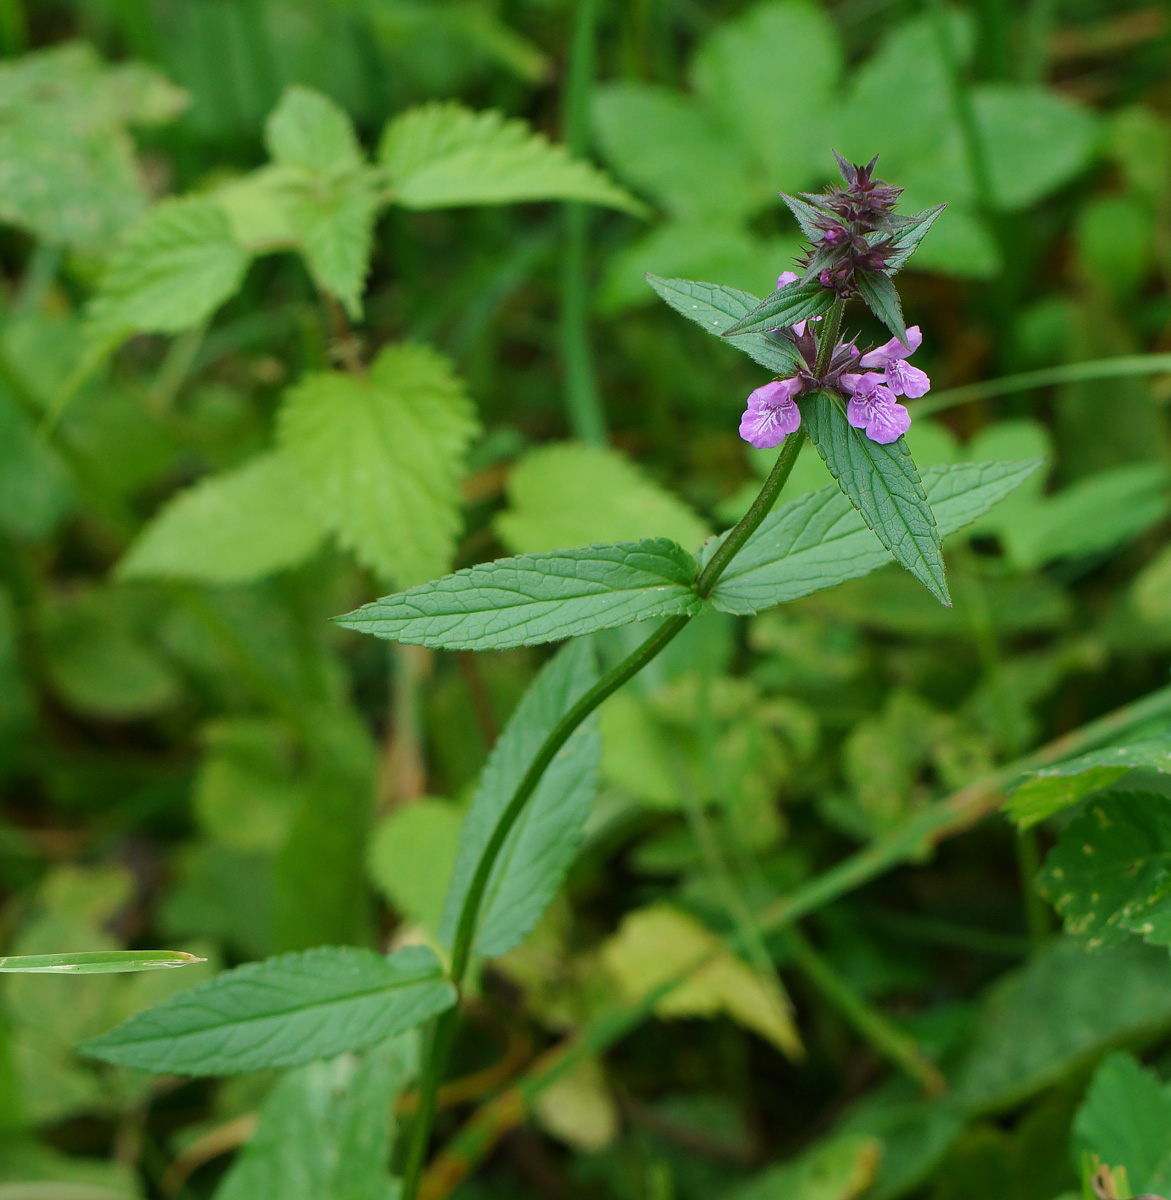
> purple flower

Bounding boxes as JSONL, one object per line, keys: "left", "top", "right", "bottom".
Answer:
{"left": 740, "top": 379, "right": 802, "bottom": 449}
{"left": 841, "top": 373, "right": 911, "bottom": 444}
{"left": 858, "top": 325, "right": 930, "bottom": 399}
{"left": 776, "top": 270, "right": 800, "bottom": 289}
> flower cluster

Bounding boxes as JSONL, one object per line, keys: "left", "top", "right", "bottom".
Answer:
{"left": 738, "top": 273, "right": 930, "bottom": 450}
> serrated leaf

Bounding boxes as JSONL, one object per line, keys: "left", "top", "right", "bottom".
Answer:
{"left": 336, "top": 538, "right": 705, "bottom": 650}
{"left": 885, "top": 204, "right": 947, "bottom": 271}
{"left": 645, "top": 275, "right": 801, "bottom": 375}
{"left": 1007, "top": 737, "right": 1171, "bottom": 829}
{"left": 439, "top": 640, "right": 601, "bottom": 959}
{"left": 803, "top": 390, "right": 949, "bottom": 604}
{"left": 0, "top": 950, "right": 204, "bottom": 974}
{"left": 855, "top": 270, "right": 906, "bottom": 342}
{"left": 117, "top": 452, "right": 327, "bottom": 586}
{"left": 85, "top": 196, "right": 250, "bottom": 345}
{"left": 380, "top": 101, "right": 643, "bottom": 214}
{"left": 216, "top": 1035, "right": 415, "bottom": 1200}
{"left": 265, "top": 85, "right": 364, "bottom": 174}
{"left": 278, "top": 343, "right": 480, "bottom": 588}
{"left": 722, "top": 282, "right": 834, "bottom": 337}
{"left": 781, "top": 192, "right": 831, "bottom": 242}
{"left": 1037, "top": 791, "right": 1171, "bottom": 949}
{"left": 709, "top": 459, "right": 1041, "bottom": 615}
{"left": 81, "top": 945, "right": 454, "bottom": 1076}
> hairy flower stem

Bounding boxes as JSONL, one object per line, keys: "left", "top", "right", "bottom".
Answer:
{"left": 399, "top": 373, "right": 821, "bottom": 1200}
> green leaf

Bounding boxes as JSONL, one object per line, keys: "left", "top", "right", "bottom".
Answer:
{"left": 1006, "top": 737, "right": 1171, "bottom": 829}
{"left": 117, "top": 452, "right": 327, "bottom": 586}
{"left": 495, "top": 442, "right": 709, "bottom": 557}
{"left": 709, "top": 459, "right": 1041, "bottom": 615}
{"left": 336, "top": 538, "right": 705, "bottom": 651}
{"left": 854, "top": 270, "right": 907, "bottom": 342}
{"left": 439, "top": 640, "right": 601, "bottom": 959}
{"left": 727, "top": 1133, "right": 880, "bottom": 1200}
{"left": 1073, "top": 1053, "right": 1171, "bottom": 1197}
{"left": 721, "top": 282, "right": 835, "bottom": 337}
{"left": 216, "top": 1035, "right": 415, "bottom": 1200}
{"left": 367, "top": 800, "right": 464, "bottom": 936}
{"left": 85, "top": 196, "right": 250, "bottom": 345}
{"left": 278, "top": 343, "right": 480, "bottom": 587}
{"left": 81, "top": 945, "right": 455, "bottom": 1076}
{"left": 646, "top": 273, "right": 805, "bottom": 374}
{"left": 954, "top": 936, "right": 1171, "bottom": 1113}
{"left": 265, "top": 85, "right": 364, "bottom": 174}
{"left": 1036, "top": 791, "right": 1171, "bottom": 950}
{"left": 0, "top": 951, "right": 204, "bottom": 974}
{"left": 885, "top": 204, "right": 948, "bottom": 271}
{"left": 380, "top": 101, "right": 643, "bottom": 214}
{"left": 0, "top": 389, "right": 74, "bottom": 540}
{"left": 803, "top": 391, "right": 949, "bottom": 605}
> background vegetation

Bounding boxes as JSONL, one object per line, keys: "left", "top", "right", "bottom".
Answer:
{"left": 1, "top": 1, "right": 1171, "bottom": 1199}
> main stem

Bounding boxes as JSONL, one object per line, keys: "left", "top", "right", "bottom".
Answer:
{"left": 398, "top": 309, "right": 843, "bottom": 1200}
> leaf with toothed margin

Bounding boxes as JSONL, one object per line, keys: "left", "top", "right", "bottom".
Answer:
{"left": 780, "top": 192, "right": 828, "bottom": 242}
{"left": 335, "top": 538, "right": 706, "bottom": 650}
{"left": 1037, "top": 791, "right": 1171, "bottom": 950}
{"left": 803, "top": 389, "right": 949, "bottom": 605}
{"left": 886, "top": 204, "right": 947, "bottom": 271}
{"left": 855, "top": 270, "right": 907, "bottom": 342}
{"left": 645, "top": 275, "right": 801, "bottom": 375}
{"left": 80, "top": 945, "right": 455, "bottom": 1076}
{"left": 721, "top": 282, "right": 834, "bottom": 337}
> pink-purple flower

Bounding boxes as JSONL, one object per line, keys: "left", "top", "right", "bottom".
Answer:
{"left": 740, "top": 379, "right": 802, "bottom": 449}
{"left": 840, "top": 374, "right": 911, "bottom": 444}
{"left": 858, "top": 326, "right": 931, "bottom": 399}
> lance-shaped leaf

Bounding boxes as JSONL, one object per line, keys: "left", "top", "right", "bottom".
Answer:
{"left": 645, "top": 275, "right": 801, "bottom": 375}
{"left": 1037, "top": 791, "right": 1171, "bottom": 950}
{"left": 81, "top": 945, "right": 454, "bottom": 1075}
{"left": 336, "top": 538, "right": 705, "bottom": 650}
{"left": 803, "top": 390, "right": 949, "bottom": 605}
{"left": 886, "top": 204, "right": 947, "bottom": 271}
{"left": 708, "top": 459, "right": 1041, "bottom": 615}
{"left": 1007, "top": 737, "right": 1171, "bottom": 829}
{"left": 0, "top": 950, "right": 204, "bottom": 974}
{"left": 780, "top": 191, "right": 829, "bottom": 242}
{"left": 721, "top": 281, "right": 834, "bottom": 337}
{"left": 439, "top": 640, "right": 600, "bottom": 959}
{"left": 855, "top": 269, "right": 907, "bottom": 342}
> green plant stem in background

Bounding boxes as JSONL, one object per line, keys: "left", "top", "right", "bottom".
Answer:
{"left": 1015, "top": 827, "right": 1051, "bottom": 950}
{"left": 559, "top": 0, "right": 607, "bottom": 446}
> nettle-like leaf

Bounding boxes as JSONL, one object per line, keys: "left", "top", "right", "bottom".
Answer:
{"left": 886, "top": 204, "right": 948, "bottom": 271}
{"left": 84, "top": 196, "right": 250, "bottom": 347}
{"left": 278, "top": 343, "right": 480, "bottom": 588}
{"left": 337, "top": 538, "right": 706, "bottom": 651}
{"left": 803, "top": 391, "right": 949, "bottom": 604}
{"left": 217, "top": 1035, "right": 414, "bottom": 1200}
{"left": 708, "top": 459, "right": 1041, "bottom": 615}
{"left": 117, "top": 452, "right": 327, "bottom": 586}
{"left": 379, "top": 101, "right": 643, "bottom": 213}
{"left": 439, "top": 640, "right": 601, "bottom": 959}
{"left": 721, "top": 281, "right": 835, "bottom": 337}
{"left": 1007, "top": 736, "right": 1171, "bottom": 829}
{"left": 82, "top": 945, "right": 454, "bottom": 1076}
{"left": 645, "top": 275, "right": 801, "bottom": 376}
{"left": 1037, "top": 791, "right": 1171, "bottom": 950}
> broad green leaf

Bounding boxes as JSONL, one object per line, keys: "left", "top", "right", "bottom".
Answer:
{"left": 1073, "top": 1053, "right": 1171, "bottom": 1197}
{"left": 278, "top": 343, "right": 480, "bottom": 588}
{"left": 855, "top": 270, "right": 906, "bottom": 342}
{"left": 1007, "top": 737, "right": 1171, "bottom": 828}
{"left": 722, "top": 282, "right": 834, "bottom": 337}
{"left": 691, "top": 0, "right": 842, "bottom": 193}
{"left": 0, "top": 390, "right": 73, "bottom": 541}
{"left": 336, "top": 538, "right": 705, "bottom": 651}
{"left": 0, "top": 951, "right": 203, "bottom": 974}
{"left": 215, "top": 1036, "right": 415, "bottom": 1200}
{"left": 645, "top": 274, "right": 802, "bottom": 375}
{"left": 81, "top": 945, "right": 455, "bottom": 1076}
{"left": 1037, "top": 791, "right": 1171, "bottom": 949}
{"left": 117, "top": 452, "right": 327, "bottom": 586}
{"left": 601, "top": 903, "right": 802, "bottom": 1058}
{"left": 85, "top": 197, "right": 250, "bottom": 345}
{"left": 591, "top": 83, "right": 765, "bottom": 222}
{"left": 710, "top": 460, "right": 1041, "bottom": 615}
{"left": 495, "top": 443, "right": 709, "bottom": 557}
{"left": 953, "top": 936, "right": 1171, "bottom": 1113}
{"left": 367, "top": 800, "right": 464, "bottom": 936}
{"left": 728, "top": 1133, "right": 880, "bottom": 1200}
{"left": 439, "top": 640, "right": 601, "bottom": 959}
{"left": 380, "top": 101, "right": 642, "bottom": 214}
{"left": 264, "top": 87, "right": 380, "bottom": 317}
{"left": 0, "top": 44, "right": 185, "bottom": 249}
{"left": 803, "top": 391, "right": 949, "bottom": 605}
